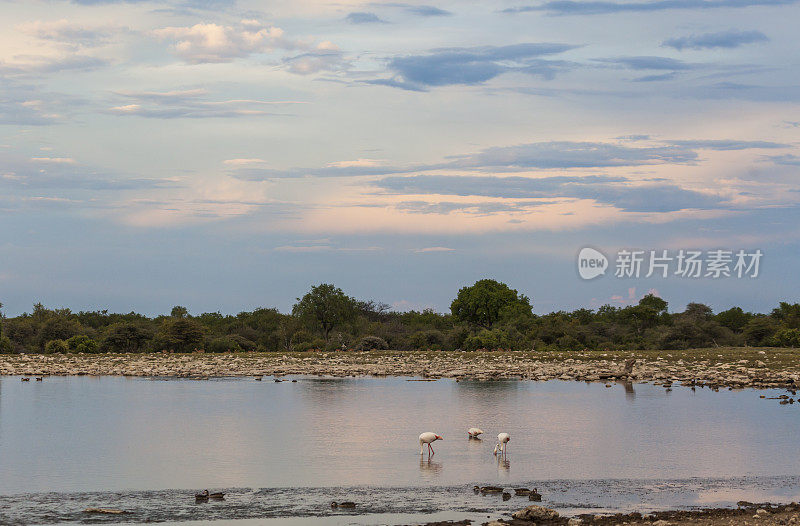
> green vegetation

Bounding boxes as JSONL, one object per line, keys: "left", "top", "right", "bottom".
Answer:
{"left": 0, "top": 281, "right": 798, "bottom": 354}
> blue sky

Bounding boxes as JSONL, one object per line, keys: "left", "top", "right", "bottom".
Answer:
{"left": 0, "top": 0, "right": 798, "bottom": 316}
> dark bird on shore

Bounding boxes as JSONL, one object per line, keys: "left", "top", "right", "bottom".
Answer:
{"left": 195, "top": 490, "right": 225, "bottom": 501}
{"left": 21, "top": 377, "right": 30, "bottom": 382}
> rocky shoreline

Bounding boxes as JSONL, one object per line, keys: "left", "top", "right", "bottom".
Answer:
{"left": 417, "top": 501, "right": 800, "bottom": 525}
{"left": 1, "top": 348, "right": 799, "bottom": 391}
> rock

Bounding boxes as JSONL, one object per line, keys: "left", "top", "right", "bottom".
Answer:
{"left": 512, "top": 505, "right": 559, "bottom": 522}
{"left": 652, "top": 521, "right": 671, "bottom": 526}
{"left": 757, "top": 509, "right": 769, "bottom": 515}
{"left": 568, "top": 519, "right": 583, "bottom": 525}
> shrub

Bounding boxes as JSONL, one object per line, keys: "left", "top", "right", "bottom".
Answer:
{"left": 0, "top": 335, "right": 13, "bottom": 354}
{"left": 66, "top": 335, "right": 99, "bottom": 353}
{"left": 294, "top": 338, "right": 327, "bottom": 352}
{"left": 772, "top": 328, "right": 800, "bottom": 348}
{"left": 462, "top": 328, "right": 512, "bottom": 351}
{"left": 410, "top": 330, "right": 445, "bottom": 350}
{"left": 355, "top": 335, "right": 389, "bottom": 351}
{"left": 44, "top": 339, "right": 69, "bottom": 354}
{"left": 206, "top": 336, "right": 257, "bottom": 353}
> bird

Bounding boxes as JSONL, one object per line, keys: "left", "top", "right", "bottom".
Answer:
{"left": 419, "top": 432, "right": 443, "bottom": 456}
{"left": 468, "top": 427, "right": 483, "bottom": 438}
{"left": 494, "top": 432, "right": 510, "bottom": 455}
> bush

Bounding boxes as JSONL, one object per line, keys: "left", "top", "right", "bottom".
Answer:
{"left": 355, "top": 335, "right": 389, "bottom": 351}
{"left": 207, "top": 336, "right": 245, "bottom": 353}
{"left": 0, "top": 335, "right": 13, "bottom": 354}
{"left": 294, "top": 338, "right": 327, "bottom": 352}
{"left": 67, "top": 335, "right": 99, "bottom": 353}
{"left": 44, "top": 339, "right": 69, "bottom": 354}
{"left": 772, "top": 328, "right": 800, "bottom": 348}
{"left": 410, "top": 330, "right": 445, "bottom": 350}
{"left": 462, "top": 328, "right": 512, "bottom": 351}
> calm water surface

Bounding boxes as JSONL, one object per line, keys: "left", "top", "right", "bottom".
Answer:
{"left": 0, "top": 376, "right": 799, "bottom": 524}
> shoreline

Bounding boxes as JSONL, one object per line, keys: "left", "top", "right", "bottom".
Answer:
{"left": 1, "top": 348, "right": 799, "bottom": 391}
{"left": 464, "top": 501, "right": 800, "bottom": 525}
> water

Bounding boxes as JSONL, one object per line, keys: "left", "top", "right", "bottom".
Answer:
{"left": 1, "top": 376, "right": 799, "bottom": 524}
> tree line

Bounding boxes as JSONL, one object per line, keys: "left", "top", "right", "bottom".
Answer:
{"left": 0, "top": 280, "right": 799, "bottom": 354}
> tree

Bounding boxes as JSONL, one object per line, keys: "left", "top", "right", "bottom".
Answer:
{"left": 293, "top": 284, "right": 357, "bottom": 342}
{"left": 450, "top": 279, "right": 532, "bottom": 329}
{"left": 170, "top": 306, "right": 189, "bottom": 319}
{"left": 37, "top": 316, "right": 81, "bottom": 351}
{"left": 153, "top": 318, "right": 204, "bottom": 352}
{"left": 101, "top": 323, "right": 153, "bottom": 353}
{"left": 716, "top": 307, "right": 751, "bottom": 332}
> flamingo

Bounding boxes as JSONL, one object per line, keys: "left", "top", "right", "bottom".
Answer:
{"left": 468, "top": 427, "right": 483, "bottom": 438}
{"left": 419, "top": 432, "right": 443, "bottom": 456}
{"left": 494, "top": 432, "right": 510, "bottom": 455}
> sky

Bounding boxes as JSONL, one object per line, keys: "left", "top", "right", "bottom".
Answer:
{"left": 0, "top": 0, "right": 798, "bottom": 317}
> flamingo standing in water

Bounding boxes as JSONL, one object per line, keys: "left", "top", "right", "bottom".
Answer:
{"left": 419, "top": 432, "right": 443, "bottom": 456}
{"left": 468, "top": 428, "right": 483, "bottom": 438}
{"left": 494, "top": 432, "right": 510, "bottom": 455}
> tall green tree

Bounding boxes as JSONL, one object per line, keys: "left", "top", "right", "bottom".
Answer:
{"left": 153, "top": 318, "right": 204, "bottom": 352}
{"left": 293, "top": 284, "right": 357, "bottom": 342}
{"left": 450, "top": 279, "right": 532, "bottom": 329}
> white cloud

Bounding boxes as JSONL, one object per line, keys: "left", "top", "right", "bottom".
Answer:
{"left": 29, "top": 157, "right": 76, "bottom": 164}
{"left": 327, "top": 158, "right": 384, "bottom": 168}
{"left": 152, "top": 20, "right": 287, "bottom": 63}
{"left": 413, "top": 246, "right": 455, "bottom": 253}
{"left": 224, "top": 158, "right": 267, "bottom": 166}
{"left": 17, "top": 19, "right": 123, "bottom": 48}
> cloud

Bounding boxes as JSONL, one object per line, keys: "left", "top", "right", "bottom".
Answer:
{"left": 405, "top": 5, "right": 453, "bottom": 16}
{"left": 503, "top": 0, "right": 798, "bottom": 15}
{"left": 223, "top": 158, "right": 267, "bottom": 166}
{"left": 327, "top": 158, "right": 385, "bottom": 168}
{"left": 0, "top": 55, "right": 108, "bottom": 76}
{"left": 446, "top": 140, "right": 699, "bottom": 169}
{"left": 597, "top": 56, "right": 694, "bottom": 70}
{"left": 396, "top": 200, "right": 554, "bottom": 215}
{"left": 17, "top": 19, "right": 124, "bottom": 48}
{"left": 766, "top": 154, "right": 800, "bottom": 166}
{"left": 413, "top": 246, "right": 456, "bottom": 252}
{"left": 372, "top": 3, "right": 454, "bottom": 16}
{"left": 0, "top": 83, "right": 78, "bottom": 125}
{"left": 371, "top": 43, "right": 577, "bottom": 90}
{"left": 668, "top": 139, "right": 787, "bottom": 150}
{"left": 663, "top": 29, "right": 769, "bottom": 50}
{"left": 228, "top": 138, "right": 788, "bottom": 181}
{"left": 1, "top": 156, "right": 172, "bottom": 192}
{"left": 30, "top": 157, "right": 77, "bottom": 164}
{"left": 375, "top": 174, "right": 726, "bottom": 212}
{"left": 345, "top": 12, "right": 388, "bottom": 24}
{"left": 152, "top": 20, "right": 287, "bottom": 63}
{"left": 282, "top": 43, "right": 350, "bottom": 75}
{"left": 107, "top": 89, "right": 305, "bottom": 118}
